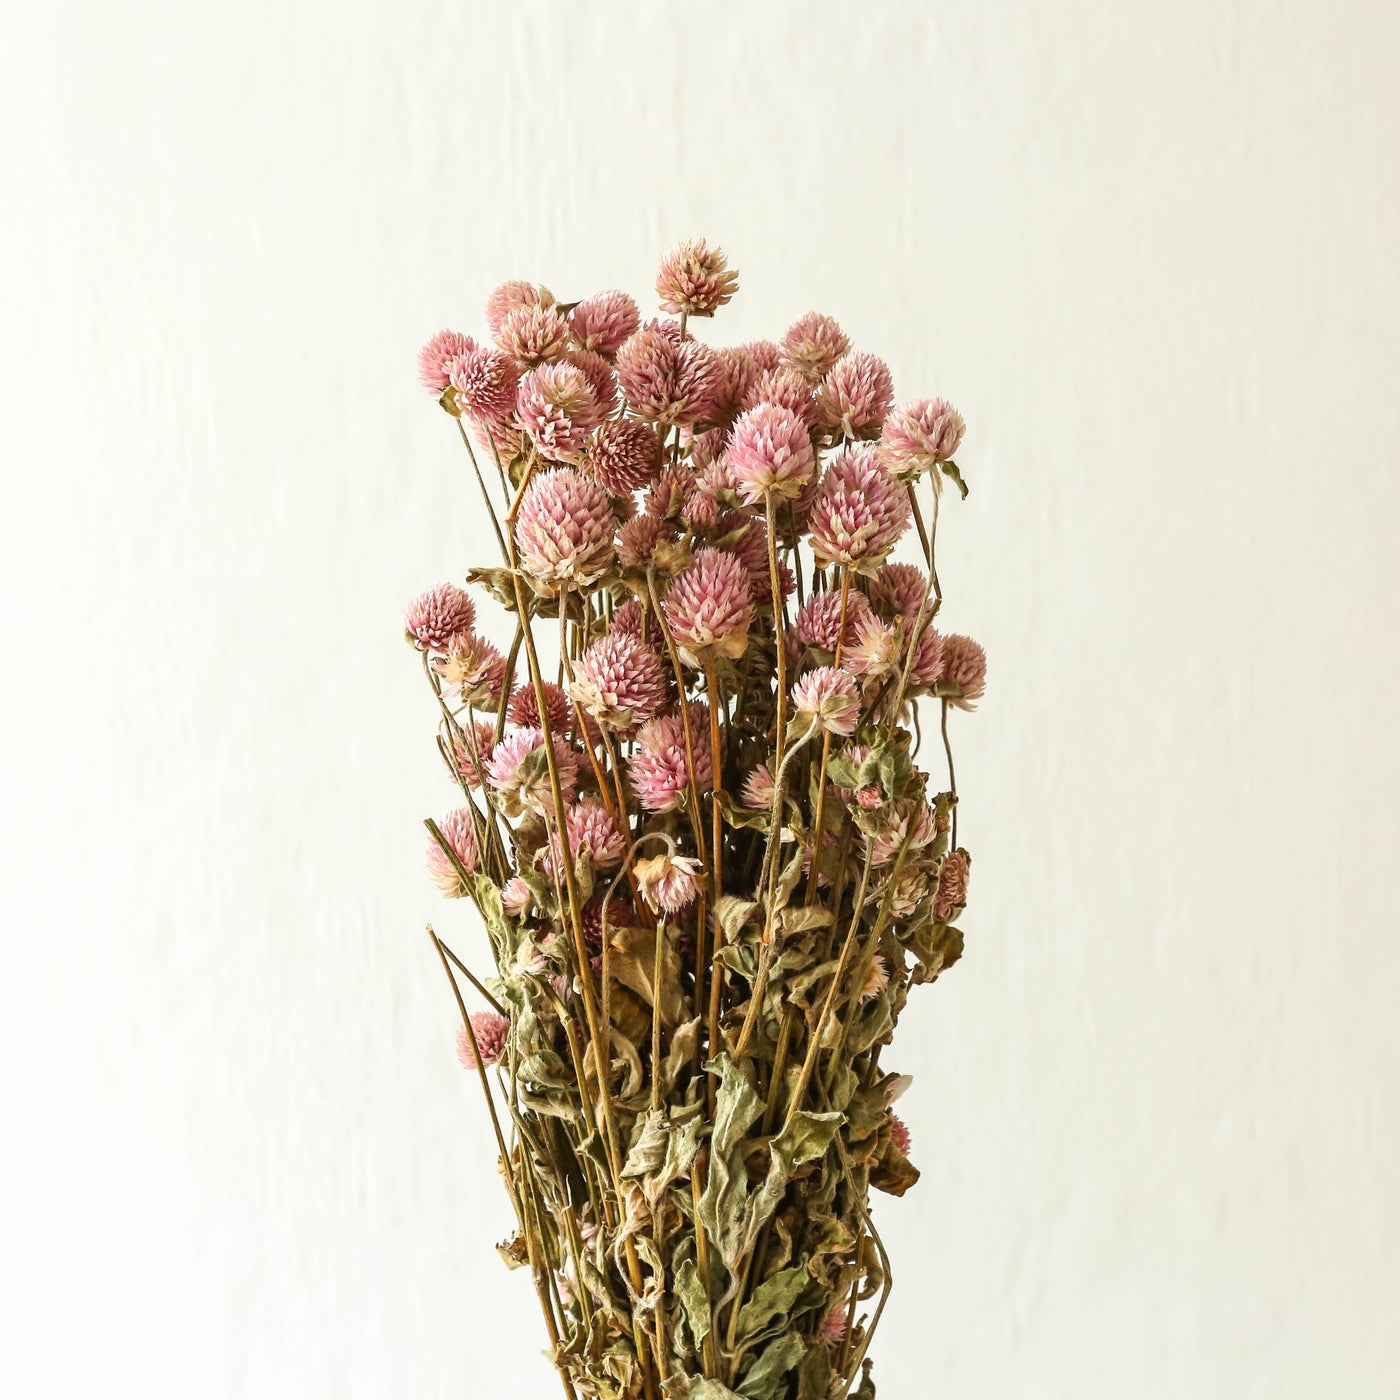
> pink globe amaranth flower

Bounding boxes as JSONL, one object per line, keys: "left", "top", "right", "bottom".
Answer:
{"left": 817, "top": 351, "right": 894, "bottom": 437}
{"left": 569, "top": 631, "right": 669, "bottom": 731}
{"left": 682, "top": 484, "right": 722, "bottom": 530}
{"left": 615, "top": 514, "right": 676, "bottom": 570}
{"left": 889, "top": 1112, "right": 912, "bottom": 1157}
{"left": 939, "top": 634, "right": 987, "bottom": 710}
{"left": 643, "top": 462, "right": 694, "bottom": 522}
{"left": 869, "top": 562, "right": 930, "bottom": 623}
{"left": 808, "top": 445, "right": 912, "bottom": 574}
{"left": 909, "top": 626, "right": 945, "bottom": 687}
{"left": 498, "top": 303, "right": 572, "bottom": 367}
{"left": 514, "top": 467, "right": 616, "bottom": 588}
{"left": 566, "top": 349, "right": 619, "bottom": 419}
{"left": 834, "top": 743, "right": 884, "bottom": 810}
{"left": 634, "top": 851, "right": 703, "bottom": 914}
{"left": 713, "top": 511, "right": 780, "bottom": 601}
{"left": 509, "top": 680, "right": 571, "bottom": 737}
{"left": 614, "top": 326, "right": 724, "bottom": 427}
{"left": 585, "top": 418, "right": 662, "bottom": 495}
{"left": 663, "top": 546, "right": 753, "bottom": 664}
{"left": 404, "top": 581, "right": 476, "bottom": 652}
{"left": 447, "top": 346, "right": 519, "bottom": 425}
{"left": 860, "top": 951, "right": 889, "bottom": 1001}
{"left": 426, "top": 808, "right": 480, "bottom": 896}
{"left": 743, "top": 366, "right": 818, "bottom": 428}
{"left": 418, "top": 330, "right": 476, "bottom": 395}
{"left": 656, "top": 237, "right": 739, "bottom": 317}
{"left": 887, "top": 865, "right": 928, "bottom": 916}
{"left": 608, "top": 597, "right": 661, "bottom": 649}
{"left": 445, "top": 719, "right": 497, "bottom": 788}
{"left": 515, "top": 363, "right": 601, "bottom": 464}
{"left": 792, "top": 587, "right": 875, "bottom": 655}
{"left": 486, "top": 727, "right": 581, "bottom": 816}
{"left": 545, "top": 798, "right": 626, "bottom": 874}
{"left": 865, "top": 801, "right": 938, "bottom": 866}
{"left": 434, "top": 632, "right": 507, "bottom": 707}
{"left": 630, "top": 707, "right": 713, "bottom": 812}
{"left": 933, "top": 850, "right": 970, "bottom": 921}
{"left": 740, "top": 338, "right": 781, "bottom": 374}
{"left": 713, "top": 346, "right": 759, "bottom": 421}
{"left": 580, "top": 893, "right": 635, "bottom": 948}
{"left": 456, "top": 1010, "right": 510, "bottom": 1069}
{"left": 819, "top": 1304, "right": 849, "bottom": 1348}
{"left": 879, "top": 397, "right": 966, "bottom": 481}
{"left": 845, "top": 615, "right": 901, "bottom": 683}
{"left": 485, "top": 280, "right": 554, "bottom": 340}
{"left": 569, "top": 290, "right": 641, "bottom": 356}
{"left": 792, "top": 666, "right": 862, "bottom": 737}
{"left": 726, "top": 402, "right": 815, "bottom": 505}
{"left": 741, "top": 763, "right": 775, "bottom": 810}
{"left": 501, "top": 876, "right": 534, "bottom": 918}
{"left": 780, "top": 312, "right": 850, "bottom": 382}
{"left": 475, "top": 416, "right": 525, "bottom": 466}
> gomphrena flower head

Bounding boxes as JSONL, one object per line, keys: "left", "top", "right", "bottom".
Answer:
{"left": 845, "top": 614, "right": 901, "bottom": 681}
{"left": 608, "top": 598, "right": 660, "bottom": 647}
{"left": 780, "top": 312, "right": 850, "bottom": 382}
{"left": 889, "top": 1112, "right": 912, "bottom": 1157}
{"left": 716, "top": 511, "right": 792, "bottom": 601}
{"left": 585, "top": 418, "right": 662, "bottom": 495}
{"left": 643, "top": 462, "right": 693, "bottom": 522}
{"left": 909, "top": 626, "right": 945, "bottom": 687}
{"left": 545, "top": 798, "right": 626, "bottom": 875}
{"left": 739, "top": 338, "right": 781, "bottom": 374}
{"left": 865, "top": 800, "right": 938, "bottom": 866}
{"left": 569, "top": 290, "right": 641, "bottom": 356}
{"left": 726, "top": 402, "right": 815, "bottom": 505}
{"left": 630, "top": 707, "right": 713, "bottom": 812}
{"left": 791, "top": 666, "right": 862, "bottom": 736}
{"left": 615, "top": 514, "right": 677, "bottom": 570}
{"left": 741, "top": 763, "right": 776, "bottom": 810}
{"left": 820, "top": 1305, "right": 849, "bottom": 1348}
{"left": 569, "top": 631, "right": 669, "bottom": 731}
{"left": 447, "top": 347, "right": 519, "bottom": 425}
{"left": 566, "top": 349, "right": 619, "bottom": 420}
{"left": 426, "top": 808, "right": 480, "bottom": 896}
{"left": 712, "top": 346, "right": 759, "bottom": 421}
{"left": 485, "top": 280, "right": 553, "bottom": 340}
{"left": 743, "top": 366, "right": 818, "bottom": 427}
{"left": 509, "top": 681, "right": 572, "bottom": 737}
{"left": 433, "top": 632, "right": 508, "bottom": 707}
{"left": 497, "top": 303, "right": 572, "bottom": 368}
{"left": 580, "top": 894, "right": 635, "bottom": 948}
{"left": 475, "top": 416, "right": 525, "bottom": 466}
{"left": 404, "top": 582, "right": 475, "bottom": 653}
{"left": 792, "top": 588, "right": 875, "bottom": 655}
{"left": 869, "top": 563, "right": 930, "bottom": 623}
{"left": 486, "top": 727, "right": 581, "bottom": 817}
{"left": 500, "top": 876, "right": 534, "bottom": 918}
{"left": 515, "top": 363, "right": 601, "bottom": 463}
{"left": 614, "top": 327, "right": 724, "bottom": 427}
{"left": 808, "top": 445, "right": 912, "bottom": 573}
{"left": 939, "top": 634, "right": 987, "bottom": 709}
{"left": 879, "top": 397, "right": 966, "bottom": 481}
{"left": 418, "top": 330, "right": 476, "bottom": 395}
{"left": 663, "top": 546, "right": 754, "bottom": 664}
{"left": 445, "top": 719, "right": 497, "bottom": 788}
{"left": 514, "top": 467, "right": 616, "bottom": 587}
{"left": 817, "top": 351, "right": 894, "bottom": 437}
{"left": 456, "top": 1011, "right": 510, "bottom": 1069}
{"left": 860, "top": 951, "right": 890, "bottom": 1001}
{"left": 655, "top": 237, "right": 739, "bottom": 317}
{"left": 634, "top": 851, "right": 703, "bottom": 914}
{"left": 933, "top": 850, "right": 970, "bottom": 921}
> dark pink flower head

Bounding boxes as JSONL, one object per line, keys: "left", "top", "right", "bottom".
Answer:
{"left": 780, "top": 312, "right": 850, "bottom": 382}
{"left": 889, "top": 1112, "right": 912, "bottom": 1157}
{"left": 743, "top": 366, "right": 818, "bottom": 428}
{"left": 792, "top": 588, "right": 875, "bottom": 655}
{"left": 404, "top": 582, "right": 475, "bottom": 652}
{"left": 426, "top": 808, "right": 480, "bottom": 896}
{"left": 497, "top": 303, "right": 572, "bottom": 367}
{"left": 879, "top": 398, "right": 966, "bottom": 481}
{"left": 933, "top": 849, "right": 970, "bottom": 920}
{"left": 740, "top": 339, "right": 782, "bottom": 374}
{"left": 485, "top": 727, "right": 581, "bottom": 817}
{"left": 817, "top": 351, "right": 894, "bottom": 437}
{"left": 909, "top": 626, "right": 945, "bottom": 687}
{"left": 643, "top": 462, "right": 694, "bottom": 522}
{"left": 585, "top": 418, "right": 662, "bottom": 495}
{"left": 741, "top": 763, "right": 775, "bottom": 810}
{"left": 614, "top": 327, "right": 724, "bottom": 427}
{"left": 418, "top": 330, "right": 476, "bottom": 395}
{"left": 509, "top": 681, "right": 572, "bottom": 737}
{"left": 630, "top": 706, "right": 714, "bottom": 812}
{"left": 434, "top": 632, "right": 508, "bottom": 708}
{"left": 445, "top": 719, "right": 497, "bottom": 789}
{"left": 726, "top": 403, "right": 815, "bottom": 505}
{"left": 514, "top": 467, "right": 616, "bottom": 587}
{"left": 655, "top": 237, "right": 739, "bottom": 317}
{"left": 569, "top": 290, "right": 640, "bottom": 356}
{"left": 485, "top": 280, "right": 553, "bottom": 341}
{"left": 544, "top": 798, "right": 626, "bottom": 875}
{"left": 615, "top": 514, "right": 676, "bottom": 570}
{"left": 663, "top": 546, "right": 754, "bottom": 664}
{"left": 939, "top": 634, "right": 987, "bottom": 710}
{"left": 608, "top": 598, "right": 658, "bottom": 646}
{"left": 456, "top": 1010, "right": 510, "bottom": 1069}
{"left": 869, "top": 563, "right": 930, "bottom": 623}
{"left": 682, "top": 483, "right": 722, "bottom": 531}
{"left": 634, "top": 851, "right": 703, "bottom": 914}
{"left": 566, "top": 349, "right": 619, "bottom": 419}
{"left": 447, "top": 347, "right": 519, "bottom": 425}
{"left": 515, "top": 363, "right": 601, "bottom": 463}
{"left": 580, "top": 893, "right": 635, "bottom": 948}
{"left": 808, "top": 445, "right": 912, "bottom": 573}
{"left": 791, "top": 666, "right": 862, "bottom": 736}
{"left": 569, "top": 631, "right": 669, "bottom": 731}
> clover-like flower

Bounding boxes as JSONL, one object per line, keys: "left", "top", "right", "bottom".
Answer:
{"left": 614, "top": 326, "right": 724, "bottom": 426}
{"left": 655, "top": 237, "right": 739, "bottom": 317}
{"left": 496, "top": 301, "right": 571, "bottom": 367}
{"left": 629, "top": 707, "right": 713, "bottom": 812}
{"left": 663, "top": 546, "right": 753, "bottom": 664}
{"left": 791, "top": 666, "right": 861, "bottom": 736}
{"left": 844, "top": 615, "right": 901, "bottom": 682}
{"left": 501, "top": 876, "right": 534, "bottom": 918}
{"left": 426, "top": 808, "right": 480, "bottom": 896}
{"left": 615, "top": 514, "right": 677, "bottom": 570}
{"left": 879, "top": 397, "right": 966, "bottom": 480}
{"left": 514, "top": 467, "right": 616, "bottom": 587}
{"left": 484, "top": 280, "right": 553, "bottom": 340}
{"left": 909, "top": 626, "right": 945, "bottom": 688}
{"left": 808, "top": 445, "right": 911, "bottom": 573}
{"left": 433, "top": 632, "right": 508, "bottom": 708}
{"left": 634, "top": 851, "right": 703, "bottom": 913}
{"left": 456, "top": 1011, "right": 510, "bottom": 1069}
{"left": 869, "top": 562, "right": 930, "bottom": 623}
{"left": 933, "top": 849, "right": 970, "bottom": 920}
{"left": 404, "top": 582, "right": 475, "bottom": 653}
{"left": 485, "top": 727, "right": 581, "bottom": 816}
{"left": 444, "top": 719, "right": 497, "bottom": 789}
{"left": 741, "top": 763, "right": 776, "bottom": 810}
{"left": 515, "top": 363, "right": 601, "bottom": 463}
{"left": 447, "top": 346, "right": 519, "bottom": 425}
{"left": 418, "top": 330, "right": 476, "bottom": 395}
{"left": 544, "top": 798, "right": 626, "bottom": 875}
{"left": 569, "top": 290, "right": 640, "bottom": 356}
{"left": 585, "top": 418, "right": 662, "bottom": 495}
{"left": 566, "top": 349, "right": 618, "bottom": 419}
{"left": 817, "top": 351, "right": 894, "bottom": 437}
{"left": 508, "top": 681, "right": 572, "bottom": 738}
{"left": 780, "top": 312, "right": 849, "bottom": 382}
{"left": 792, "top": 588, "right": 875, "bottom": 656}
{"left": 743, "top": 366, "right": 818, "bottom": 427}
{"left": 889, "top": 1112, "right": 912, "bottom": 1157}
{"left": 569, "top": 631, "right": 669, "bottom": 731}
{"left": 726, "top": 402, "right": 815, "bottom": 505}
{"left": 939, "top": 634, "right": 987, "bottom": 710}
{"left": 864, "top": 801, "right": 938, "bottom": 866}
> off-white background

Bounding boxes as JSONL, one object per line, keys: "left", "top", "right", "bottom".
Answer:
{"left": 3, "top": 3, "right": 1397, "bottom": 1397}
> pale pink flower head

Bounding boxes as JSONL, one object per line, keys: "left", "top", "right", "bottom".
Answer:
{"left": 545, "top": 797, "right": 626, "bottom": 875}
{"left": 475, "top": 416, "right": 525, "bottom": 466}
{"left": 614, "top": 327, "right": 724, "bottom": 427}
{"left": 865, "top": 801, "right": 938, "bottom": 866}
{"left": 497, "top": 303, "right": 572, "bottom": 367}
{"left": 845, "top": 614, "right": 901, "bottom": 681}
{"left": 726, "top": 403, "right": 815, "bottom": 505}
{"left": 515, "top": 363, "right": 601, "bottom": 464}
{"left": 939, "top": 634, "right": 987, "bottom": 710}
{"left": 418, "top": 330, "right": 476, "bottom": 395}
{"left": 569, "top": 290, "right": 641, "bottom": 356}
{"left": 859, "top": 951, "right": 890, "bottom": 1001}
{"left": 485, "top": 727, "right": 581, "bottom": 816}
{"left": 608, "top": 597, "right": 652, "bottom": 643}
{"left": 615, "top": 514, "right": 677, "bottom": 570}
{"left": 889, "top": 1112, "right": 912, "bottom": 1157}
{"left": 663, "top": 546, "right": 753, "bottom": 664}
{"left": 566, "top": 349, "right": 619, "bottom": 420}
{"left": 509, "top": 681, "right": 572, "bottom": 737}
{"left": 655, "top": 237, "right": 739, "bottom": 317}
{"left": 630, "top": 707, "right": 713, "bottom": 812}
{"left": 887, "top": 866, "right": 928, "bottom": 916}
{"left": 484, "top": 280, "right": 552, "bottom": 339}
{"left": 743, "top": 366, "right": 818, "bottom": 428}
{"left": 740, "top": 338, "right": 782, "bottom": 374}
{"left": 792, "top": 588, "right": 875, "bottom": 656}
{"left": 426, "top": 808, "right": 480, "bottom": 896}
{"left": 909, "top": 626, "right": 945, "bottom": 688}
{"left": 817, "top": 351, "right": 894, "bottom": 437}
{"left": 445, "top": 719, "right": 497, "bottom": 788}
{"left": 681, "top": 483, "right": 722, "bottom": 530}
{"left": 514, "top": 467, "right": 616, "bottom": 587}
{"left": 808, "top": 445, "right": 912, "bottom": 574}
{"left": 741, "top": 763, "right": 776, "bottom": 810}
{"left": 879, "top": 397, "right": 966, "bottom": 481}
{"left": 869, "top": 563, "right": 930, "bottom": 623}
{"left": 456, "top": 1010, "right": 510, "bottom": 1069}
{"left": 501, "top": 876, "right": 534, "bottom": 918}
{"left": 634, "top": 851, "right": 703, "bottom": 914}
{"left": 819, "top": 1304, "right": 849, "bottom": 1348}
{"left": 404, "top": 582, "right": 475, "bottom": 653}
{"left": 780, "top": 312, "right": 850, "bottom": 382}
{"left": 569, "top": 631, "right": 669, "bottom": 731}
{"left": 716, "top": 512, "right": 788, "bottom": 602}
{"left": 713, "top": 346, "right": 759, "bottom": 421}
{"left": 933, "top": 849, "right": 970, "bottom": 921}
{"left": 585, "top": 418, "right": 662, "bottom": 495}
{"left": 447, "top": 346, "right": 519, "bottom": 425}
{"left": 433, "top": 632, "right": 508, "bottom": 708}
{"left": 643, "top": 462, "right": 693, "bottom": 522}
{"left": 791, "top": 666, "right": 861, "bottom": 737}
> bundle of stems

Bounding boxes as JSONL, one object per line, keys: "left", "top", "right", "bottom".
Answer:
{"left": 409, "top": 242, "right": 983, "bottom": 1400}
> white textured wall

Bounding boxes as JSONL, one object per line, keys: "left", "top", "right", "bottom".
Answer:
{"left": 3, "top": 3, "right": 1397, "bottom": 1396}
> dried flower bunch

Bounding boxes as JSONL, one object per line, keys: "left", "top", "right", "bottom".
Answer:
{"left": 410, "top": 239, "right": 982, "bottom": 1400}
